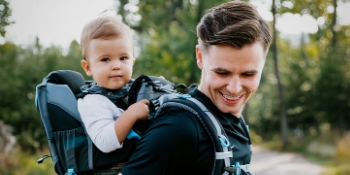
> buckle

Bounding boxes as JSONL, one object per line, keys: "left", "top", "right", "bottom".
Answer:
{"left": 225, "top": 162, "right": 241, "bottom": 175}
{"left": 65, "top": 169, "right": 76, "bottom": 175}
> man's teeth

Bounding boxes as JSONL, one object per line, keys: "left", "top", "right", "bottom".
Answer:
{"left": 223, "top": 94, "right": 242, "bottom": 100}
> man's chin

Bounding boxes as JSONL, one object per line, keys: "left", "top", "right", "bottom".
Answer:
{"left": 217, "top": 103, "right": 241, "bottom": 116}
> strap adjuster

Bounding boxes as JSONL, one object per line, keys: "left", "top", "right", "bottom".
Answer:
{"left": 225, "top": 162, "right": 241, "bottom": 175}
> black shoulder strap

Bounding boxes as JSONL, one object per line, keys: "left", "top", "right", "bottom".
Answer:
{"left": 153, "top": 97, "right": 233, "bottom": 175}
{"left": 128, "top": 75, "right": 175, "bottom": 106}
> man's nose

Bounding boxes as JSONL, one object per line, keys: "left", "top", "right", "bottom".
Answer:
{"left": 226, "top": 76, "right": 242, "bottom": 94}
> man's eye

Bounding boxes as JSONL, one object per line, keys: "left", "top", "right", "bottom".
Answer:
{"left": 216, "top": 72, "right": 228, "bottom": 76}
{"left": 120, "top": 56, "right": 127, "bottom": 60}
{"left": 243, "top": 73, "right": 255, "bottom": 77}
{"left": 101, "top": 58, "right": 110, "bottom": 62}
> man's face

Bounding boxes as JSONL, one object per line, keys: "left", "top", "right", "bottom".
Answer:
{"left": 196, "top": 42, "right": 265, "bottom": 117}
{"left": 81, "top": 35, "right": 134, "bottom": 90}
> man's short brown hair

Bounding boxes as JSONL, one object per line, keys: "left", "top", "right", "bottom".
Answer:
{"left": 197, "top": 1, "right": 271, "bottom": 53}
{"left": 80, "top": 16, "right": 133, "bottom": 60}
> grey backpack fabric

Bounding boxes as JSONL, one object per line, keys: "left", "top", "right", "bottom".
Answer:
{"left": 36, "top": 70, "right": 137, "bottom": 175}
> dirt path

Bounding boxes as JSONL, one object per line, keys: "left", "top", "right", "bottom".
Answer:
{"left": 251, "top": 146, "right": 327, "bottom": 175}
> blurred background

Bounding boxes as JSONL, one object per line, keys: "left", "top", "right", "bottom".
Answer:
{"left": 0, "top": 0, "right": 349, "bottom": 174}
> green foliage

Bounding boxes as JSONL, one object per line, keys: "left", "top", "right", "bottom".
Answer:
{"left": 0, "top": 0, "right": 14, "bottom": 37}
{"left": 0, "top": 40, "right": 86, "bottom": 152}
{"left": 246, "top": 0, "right": 350, "bottom": 140}
{"left": 131, "top": 0, "right": 249, "bottom": 84}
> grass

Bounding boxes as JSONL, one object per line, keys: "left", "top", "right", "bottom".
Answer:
{"left": 0, "top": 146, "right": 56, "bottom": 175}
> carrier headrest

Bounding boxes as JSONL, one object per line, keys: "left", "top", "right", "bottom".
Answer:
{"left": 44, "top": 70, "right": 85, "bottom": 94}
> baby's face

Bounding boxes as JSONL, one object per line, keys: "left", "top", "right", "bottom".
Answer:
{"left": 83, "top": 36, "right": 134, "bottom": 90}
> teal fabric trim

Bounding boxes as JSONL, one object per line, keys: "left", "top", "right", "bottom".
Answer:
{"left": 126, "top": 129, "right": 141, "bottom": 140}
{"left": 35, "top": 85, "right": 41, "bottom": 107}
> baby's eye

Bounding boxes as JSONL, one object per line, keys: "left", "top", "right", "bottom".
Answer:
{"left": 120, "top": 56, "right": 127, "bottom": 60}
{"left": 101, "top": 58, "right": 110, "bottom": 62}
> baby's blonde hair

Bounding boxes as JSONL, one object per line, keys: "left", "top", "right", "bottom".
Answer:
{"left": 80, "top": 16, "right": 133, "bottom": 60}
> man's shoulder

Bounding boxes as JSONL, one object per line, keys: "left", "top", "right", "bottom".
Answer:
{"left": 154, "top": 105, "right": 200, "bottom": 125}
{"left": 143, "top": 104, "right": 208, "bottom": 144}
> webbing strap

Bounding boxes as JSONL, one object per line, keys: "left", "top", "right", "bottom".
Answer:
{"left": 186, "top": 98, "right": 231, "bottom": 175}
{"left": 216, "top": 151, "right": 233, "bottom": 159}
{"left": 85, "top": 128, "right": 94, "bottom": 170}
{"left": 241, "top": 164, "right": 251, "bottom": 173}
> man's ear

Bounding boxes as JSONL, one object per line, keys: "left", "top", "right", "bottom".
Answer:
{"left": 196, "top": 45, "right": 203, "bottom": 70}
{"left": 81, "top": 60, "right": 92, "bottom": 76}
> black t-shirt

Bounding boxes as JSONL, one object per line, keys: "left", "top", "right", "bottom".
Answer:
{"left": 121, "top": 88, "right": 251, "bottom": 175}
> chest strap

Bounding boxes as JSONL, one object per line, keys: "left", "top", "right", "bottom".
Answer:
{"left": 187, "top": 98, "right": 252, "bottom": 175}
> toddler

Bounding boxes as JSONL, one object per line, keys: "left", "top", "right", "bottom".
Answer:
{"left": 78, "top": 16, "right": 149, "bottom": 153}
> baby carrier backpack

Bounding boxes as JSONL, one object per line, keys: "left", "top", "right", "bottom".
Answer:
{"left": 35, "top": 70, "right": 137, "bottom": 175}
{"left": 36, "top": 70, "right": 251, "bottom": 175}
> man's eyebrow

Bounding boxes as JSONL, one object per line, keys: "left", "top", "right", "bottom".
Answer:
{"left": 211, "top": 67, "right": 230, "bottom": 72}
{"left": 243, "top": 70, "right": 259, "bottom": 74}
{"left": 212, "top": 68, "right": 259, "bottom": 74}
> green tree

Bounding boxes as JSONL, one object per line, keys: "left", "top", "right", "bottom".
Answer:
{"left": 0, "top": 0, "right": 13, "bottom": 37}
{"left": 120, "top": 0, "right": 248, "bottom": 85}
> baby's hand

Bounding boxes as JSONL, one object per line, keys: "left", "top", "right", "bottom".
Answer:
{"left": 127, "top": 99, "right": 150, "bottom": 121}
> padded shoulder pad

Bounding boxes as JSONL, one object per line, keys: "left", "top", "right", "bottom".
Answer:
{"left": 47, "top": 83, "right": 83, "bottom": 124}
{"left": 44, "top": 70, "right": 85, "bottom": 94}
{"left": 148, "top": 76, "right": 174, "bottom": 88}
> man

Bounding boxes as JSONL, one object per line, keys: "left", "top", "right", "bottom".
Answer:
{"left": 120, "top": 1, "right": 271, "bottom": 175}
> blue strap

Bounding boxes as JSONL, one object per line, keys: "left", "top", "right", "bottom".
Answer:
{"left": 126, "top": 129, "right": 141, "bottom": 139}
{"left": 178, "top": 94, "right": 191, "bottom": 98}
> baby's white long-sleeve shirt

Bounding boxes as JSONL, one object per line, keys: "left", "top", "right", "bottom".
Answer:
{"left": 78, "top": 94, "right": 124, "bottom": 153}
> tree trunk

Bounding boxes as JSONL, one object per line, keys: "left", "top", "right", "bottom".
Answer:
{"left": 188, "top": 0, "right": 205, "bottom": 85}
{"left": 331, "top": 0, "right": 337, "bottom": 48}
{"left": 272, "top": 0, "right": 289, "bottom": 148}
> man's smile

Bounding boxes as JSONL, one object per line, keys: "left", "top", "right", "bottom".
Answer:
{"left": 220, "top": 92, "right": 244, "bottom": 104}
{"left": 221, "top": 93, "right": 243, "bottom": 100}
